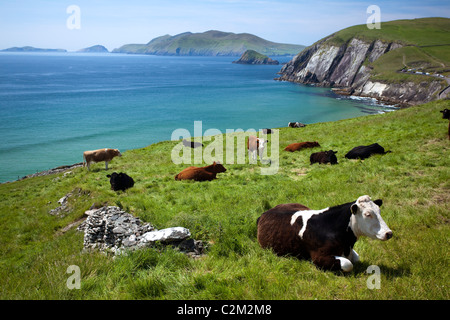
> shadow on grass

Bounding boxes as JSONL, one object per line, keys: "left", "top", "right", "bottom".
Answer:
{"left": 351, "top": 260, "right": 411, "bottom": 278}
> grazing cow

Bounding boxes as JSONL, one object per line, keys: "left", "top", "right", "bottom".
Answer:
{"left": 182, "top": 139, "right": 204, "bottom": 148}
{"left": 106, "top": 172, "right": 134, "bottom": 191}
{"left": 262, "top": 128, "right": 273, "bottom": 134}
{"left": 288, "top": 122, "right": 306, "bottom": 128}
{"left": 284, "top": 141, "right": 320, "bottom": 152}
{"left": 441, "top": 109, "right": 450, "bottom": 139}
{"left": 83, "top": 148, "right": 121, "bottom": 171}
{"left": 345, "top": 143, "right": 390, "bottom": 160}
{"left": 247, "top": 135, "right": 268, "bottom": 162}
{"left": 310, "top": 150, "right": 338, "bottom": 165}
{"left": 257, "top": 195, "right": 393, "bottom": 272}
{"left": 175, "top": 161, "right": 226, "bottom": 181}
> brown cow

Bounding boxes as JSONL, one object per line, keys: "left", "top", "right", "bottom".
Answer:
{"left": 83, "top": 148, "right": 122, "bottom": 171}
{"left": 247, "top": 135, "right": 268, "bottom": 162}
{"left": 175, "top": 161, "right": 226, "bottom": 181}
{"left": 284, "top": 141, "right": 320, "bottom": 152}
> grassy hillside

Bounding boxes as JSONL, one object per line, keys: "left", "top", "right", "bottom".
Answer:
{"left": 0, "top": 100, "right": 449, "bottom": 300}
{"left": 326, "top": 18, "right": 450, "bottom": 83}
{"left": 326, "top": 18, "right": 450, "bottom": 47}
{"left": 113, "top": 30, "right": 305, "bottom": 56}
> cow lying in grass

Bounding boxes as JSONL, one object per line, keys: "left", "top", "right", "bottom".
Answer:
{"left": 175, "top": 162, "right": 226, "bottom": 181}
{"left": 310, "top": 150, "right": 338, "bottom": 165}
{"left": 284, "top": 141, "right": 320, "bottom": 152}
{"left": 83, "top": 148, "right": 121, "bottom": 171}
{"left": 182, "top": 139, "right": 204, "bottom": 148}
{"left": 257, "top": 195, "right": 393, "bottom": 272}
{"left": 107, "top": 172, "right": 134, "bottom": 191}
{"left": 288, "top": 122, "right": 306, "bottom": 128}
{"left": 345, "top": 143, "right": 390, "bottom": 160}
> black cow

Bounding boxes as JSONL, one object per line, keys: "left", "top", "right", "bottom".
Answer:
{"left": 106, "top": 172, "right": 134, "bottom": 191}
{"left": 441, "top": 109, "right": 450, "bottom": 140}
{"left": 345, "top": 143, "right": 390, "bottom": 160}
{"left": 257, "top": 195, "right": 393, "bottom": 272}
{"left": 310, "top": 150, "right": 338, "bottom": 165}
{"left": 183, "top": 139, "right": 204, "bottom": 148}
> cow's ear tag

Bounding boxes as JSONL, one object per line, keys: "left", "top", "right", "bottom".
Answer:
{"left": 351, "top": 203, "right": 358, "bottom": 214}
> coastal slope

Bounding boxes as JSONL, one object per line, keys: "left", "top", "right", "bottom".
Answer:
{"left": 0, "top": 99, "right": 448, "bottom": 299}
{"left": 277, "top": 18, "right": 450, "bottom": 106}
{"left": 113, "top": 30, "right": 305, "bottom": 56}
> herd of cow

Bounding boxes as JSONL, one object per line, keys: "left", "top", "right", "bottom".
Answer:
{"left": 78, "top": 108, "right": 449, "bottom": 272}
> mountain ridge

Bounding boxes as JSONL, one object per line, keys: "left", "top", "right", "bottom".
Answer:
{"left": 112, "top": 30, "right": 305, "bottom": 56}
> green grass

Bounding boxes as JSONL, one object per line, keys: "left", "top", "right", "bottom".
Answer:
{"left": 326, "top": 17, "right": 450, "bottom": 47}
{"left": 370, "top": 45, "right": 449, "bottom": 83}
{"left": 0, "top": 100, "right": 449, "bottom": 299}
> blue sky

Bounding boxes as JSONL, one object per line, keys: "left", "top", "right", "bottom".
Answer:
{"left": 0, "top": 0, "right": 449, "bottom": 51}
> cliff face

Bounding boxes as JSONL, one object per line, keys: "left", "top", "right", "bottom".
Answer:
{"left": 277, "top": 37, "right": 447, "bottom": 106}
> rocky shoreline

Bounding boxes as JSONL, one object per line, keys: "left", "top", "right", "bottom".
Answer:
{"left": 12, "top": 162, "right": 84, "bottom": 183}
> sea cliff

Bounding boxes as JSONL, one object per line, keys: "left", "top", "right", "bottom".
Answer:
{"left": 276, "top": 18, "right": 450, "bottom": 106}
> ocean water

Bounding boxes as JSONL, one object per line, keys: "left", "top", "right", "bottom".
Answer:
{"left": 0, "top": 52, "right": 395, "bottom": 183}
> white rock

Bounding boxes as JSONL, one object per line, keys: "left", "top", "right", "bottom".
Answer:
{"left": 142, "top": 227, "right": 191, "bottom": 243}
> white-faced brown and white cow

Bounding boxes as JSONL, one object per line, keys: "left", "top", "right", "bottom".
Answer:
{"left": 288, "top": 122, "right": 306, "bottom": 128}
{"left": 247, "top": 135, "right": 268, "bottom": 162}
{"left": 83, "top": 148, "right": 122, "bottom": 171}
{"left": 257, "top": 195, "right": 392, "bottom": 272}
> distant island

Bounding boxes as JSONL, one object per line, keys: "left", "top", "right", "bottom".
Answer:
{"left": 1, "top": 46, "right": 67, "bottom": 53}
{"left": 112, "top": 30, "right": 305, "bottom": 56}
{"left": 77, "top": 45, "right": 109, "bottom": 53}
{"left": 233, "top": 50, "right": 279, "bottom": 65}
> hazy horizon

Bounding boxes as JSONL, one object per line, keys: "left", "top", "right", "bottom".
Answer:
{"left": 0, "top": 1, "right": 449, "bottom": 52}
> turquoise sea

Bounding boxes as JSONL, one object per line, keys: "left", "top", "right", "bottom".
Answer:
{"left": 0, "top": 52, "right": 395, "bottom": 183}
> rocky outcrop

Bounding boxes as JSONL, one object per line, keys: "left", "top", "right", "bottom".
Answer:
{"left": 77, "top": 45, "right": 109, "bottom": 53}
{"left": 233, "top": 50, "right": 279, "bottom": 65}
{"left": 18, "top": 162, "right": 83, "bottom": 182}
{"left": 77, "top": 206, "right": 204, "bottom": 257}
{"left": 277, "top": 37, "right": 446, "bottom": 106}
